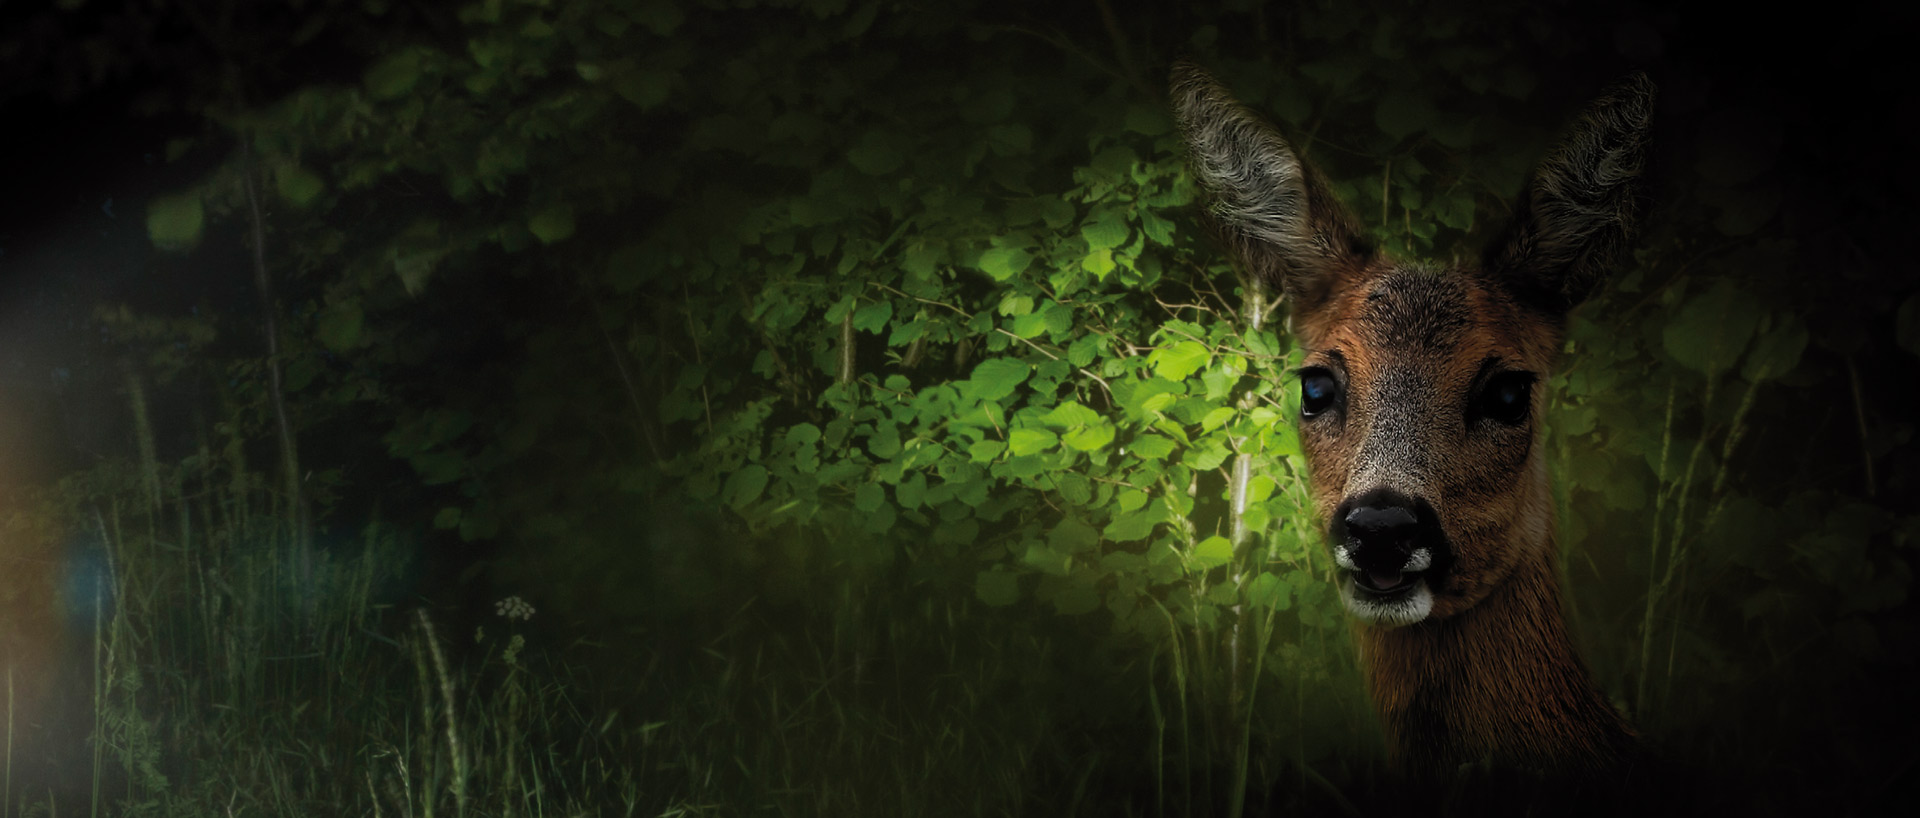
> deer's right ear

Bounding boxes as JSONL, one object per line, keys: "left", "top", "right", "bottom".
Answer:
{"left": 1171, "top": 61, "right": 1370, "bottom": 313}
{"left": 1484, "top": 73, "right": 1655, "bottom": 315}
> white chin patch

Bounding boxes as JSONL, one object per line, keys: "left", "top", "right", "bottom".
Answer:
{"left": 1341, "top": 577, "right": 1434, "bottom": 627}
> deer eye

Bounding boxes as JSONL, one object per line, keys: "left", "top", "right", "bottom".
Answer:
{"left": 1300, "top": 369, "right": 1340, "bottom": 418}
{"left": 1477, "top": 372, "right": 1535, "bottom": 426}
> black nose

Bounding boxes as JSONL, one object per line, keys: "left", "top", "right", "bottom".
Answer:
{"left": 1332, "top": 489, "right": 1440, "bottom": 573}
{"left": 1345, "top": 505, "right": 1418, "bottom": 548}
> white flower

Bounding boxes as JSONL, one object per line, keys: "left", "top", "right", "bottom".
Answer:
{"left": 494, "top": 596, "right": 535, "bottom": 621}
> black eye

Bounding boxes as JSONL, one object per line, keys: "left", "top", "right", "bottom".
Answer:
{"left": 1300, "top": 369, "right": 1340, "bottom": 418}
{"left": 1478, "top": 372, "right": 1534, "bottom": 426}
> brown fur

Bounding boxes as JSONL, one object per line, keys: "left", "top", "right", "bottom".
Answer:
{"left": 1172, "top": 61, "right": 1654, "bottom": 780}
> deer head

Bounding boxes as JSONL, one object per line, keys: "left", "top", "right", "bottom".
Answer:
{"left": 1172, "top": 62, "right": 1655, "bottom": 629}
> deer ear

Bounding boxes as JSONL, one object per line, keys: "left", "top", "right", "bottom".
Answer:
{"left": 1486, "top": 73, "right": 1656, "bottom": 315}
{"left": 1171, "top": 61, "right": 1369, "bottom": 314}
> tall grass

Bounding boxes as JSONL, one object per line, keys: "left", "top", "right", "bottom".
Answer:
{"left": 0, "top": 383, "right": 1390, "bottom": 817}
{"left": 0, "top": 456, "right": 1384, "bottom": 817}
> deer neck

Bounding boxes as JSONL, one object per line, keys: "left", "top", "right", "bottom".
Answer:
{"left": 1356, "top": 545, "right": 1635, "bottom": 776}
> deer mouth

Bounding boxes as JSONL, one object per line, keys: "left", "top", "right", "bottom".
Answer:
{"left": 1352, "top": 568, "right": 1420, "bottom": 595}
{"left": 1338, "top": 545, "right": 1435, "bottom": 597}
{"left": 1333, "top": 543, "right": 1447, "bottom": 626}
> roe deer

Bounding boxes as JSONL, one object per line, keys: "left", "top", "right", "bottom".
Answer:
{"left": 1172, "top": 62, "right": 1654, "bottom": 780}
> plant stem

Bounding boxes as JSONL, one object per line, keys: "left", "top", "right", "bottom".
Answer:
{"left": 1634, "top": 381, "right": 1676, "bottom": 718}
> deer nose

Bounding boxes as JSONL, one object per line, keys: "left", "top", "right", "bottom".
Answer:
{"left": 1344, "top": 505, "right": 1419, "bottom": 552}
{"left": 1332, "top": 489, "right": 1441, "bottom": 574}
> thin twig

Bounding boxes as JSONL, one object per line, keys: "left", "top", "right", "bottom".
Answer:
{"left": 1091, "top": 0, "right": 1153, "bottom": 98}
{"left": 1845, "top": 355, "right": 1877, "bottom": 497}
{"left": 598, "top": 318, "right": 665, "bottom": 463}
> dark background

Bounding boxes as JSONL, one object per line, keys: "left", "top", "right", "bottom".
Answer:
{"left": 0, "top": 0, "right": 1915, "bottom": 814}
{"left": 5, "top": 3, "right": 1915, "bottom": 489}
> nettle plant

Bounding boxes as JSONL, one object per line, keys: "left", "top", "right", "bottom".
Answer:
{"left": 697, "top": 117, "right": 1332, "bottom": 640}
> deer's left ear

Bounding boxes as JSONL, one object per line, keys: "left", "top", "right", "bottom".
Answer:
{"left": 1171, "top": 60, "right": 1370, "bottom": 316}
{"left": 1485, "top": 73, "right": 1655, "bottom": 315}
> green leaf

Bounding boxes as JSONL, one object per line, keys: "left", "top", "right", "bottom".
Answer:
{"left": 888, "top": 319, "right": 927, "bottom": 349}
{"left": 1048, "top": 517, "right": 1100, "bottom": 552}
{"left": 1374, "top": 91, "right": 1435, "bottom": 139}
{"left": 1246, "top": 573, "right": 1291, "bottom": 610}
{"left": 975, "top": 570, "right": 1019, "bottom": 607}
{"left": 1061, "top": 423, "right": 1115, "bottom": 452}
{"left": 848, "top": 130, "right": 905, "bottom": 175}
{"left": 614, "top": 69, "right": 671, "bottom": 109}
{"left": 629, "top": 0, "right": 683, "bottom": 34}
{"left": 1090, "top": 146, "right": 1136, "bottom": 178}
{"left": 147, "top": 192, "right": 204, "bottom": 250}
{"left": 1742, "top": 318, "right": 1807, "bottom": 382}
{"left": 961, "top": 88, "right": 1015, "bottom": 124}
{"left": 433, "top": 507, "right": 462, "bottom": 530}
{"left": 412, "top": 450, "right": 465, "bottom": 485}
{"left": 1103, "top": 510, "right": 1157, "bottom": 542}
{"left": 1124, "top": 103, "right": 1172, "bottom": 135}
{"left": 896, "top": 473, "right": 927, "bottom": 509}
{"left": 317, "top": 302, "right": 365, "bottom": 351}
{"left": 902, "top": 242, "right": 941, "bottom": 278}
{"left": 1896, "top": 294, "right": 1920, "bottom": 358}
{"left": 967, "top": 358, "right": 1031, "bottom": 401}
{"left": 529, "top": 204, "right": 576, "bottom": 244}
{"left": 606, "top": 244, "right": 656, "bottom": 291}
{"left": 1052, "top": 583, "right": 1100, "bottom": 616}
{"left": 1200, "top": 406, "right": 1235, "bottom": 432}
{"left": 852, "top": 301, "right": 894, "bottom": 334}
{"left": 1054, "top": 473, "right": 1092, "bottom": 505}
{"left": 1008, "top": 427, "right": 1059, "bottom": 456}
{"left": 1082, "top": 249, "right": 1116, "bottom": 279}
{"left": 978, "top": 248, "right": 1033, "bottom": 281}
{"left": 1081, "top": 210, "right": 1129, "bottom": 251}
{"left": 1138, "top": 212, "right": 1176, "bottom": 246}
{"left": 842, "top": 1, "right": 880, "bottom": 36}
{"left": 867, "top": 424, "right": 902, "bottom": 459}
{"left": 395, "top": 249, "right": 439, "bottom": 296}
{"left": 1022, "top": 543, "right": 1072, "bottom": 576}
{"left": 1242, "top": 504, "right": 1271, "bottom": 533}
{"left": 1248, "top": 474, "right": 1277, "bottom": 502}
{"left": 1129, "top": 435, "right": 1176, "bottom": 460}
{"left": 978, "top": 124, "right": 1028, "bottom": 157}
{"left": 1149, "top": 341, "right": 1210, "bottom": 381}
{"left": 364, "top": 51, "right": 423, "bottom": 100}
{"left": 1041, "top": 401, "right": 1102, "bottom": 428}
{"left": 1662, "top": 280, "right": 1765, "bottom": 377}
{"left": 1300, "top": 54, "right": 1368, "bottom": 91}
{"left": 723, "top": 465, "right": 769, "bottom": 510}
{"left": 1710, "top": 182, "right": 1781, "bottom": 236}
{"left": 1068, "top": 336, "right": 1101, "bottom": 367}
{"left": 1192, "top": 536, "right": 1234, "bottom": 570}
{"left": 1185, "top": 443, "right": 1230, "bottom": 471}
{"left": 459, "top": 509, "right": 499, "bottom": 542}
{"left": 853, "top": 481, "right": 885, "bottom": 512}
{"left": 1268, "top": 423, "right": 1301, "bottom": 458}
{"left": 1009, "top": 311, "right": 1049, "bottom": 339}
{"left": 276, "top": 166, "right": 325, "bottom": 207}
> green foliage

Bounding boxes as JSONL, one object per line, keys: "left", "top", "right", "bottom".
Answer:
{"left": 75, "top": 0, "right": 1918, "bottom": 812}
{"left": 145, "top": 191, "right": 204, "bottom": 250}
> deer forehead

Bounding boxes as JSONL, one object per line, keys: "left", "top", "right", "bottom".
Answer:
{"left": 1302, "top": 264, "right": 1562, "bottom": 385}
